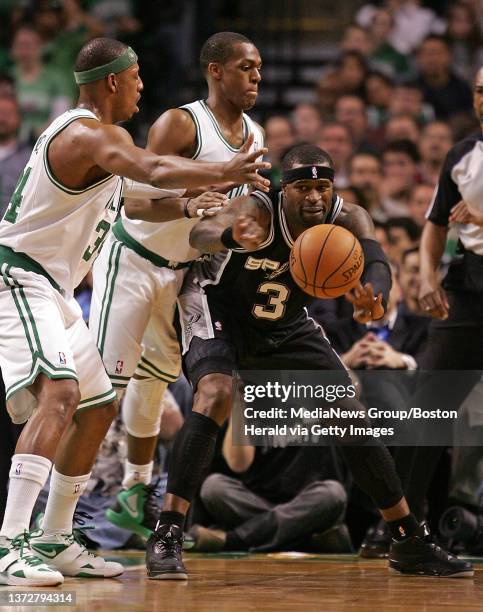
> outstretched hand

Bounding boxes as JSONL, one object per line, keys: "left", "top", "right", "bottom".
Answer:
{"left": 187, "top": 191, "right": 228, "bottom": 217}
{"left": 232, "top": 213, "right": 266, "bottom": 251}
{"left": 345, "top": 282, "right": 385, "bottom": 324}
{"left": 224, "top": 133, "right": 271, "bottom": 192}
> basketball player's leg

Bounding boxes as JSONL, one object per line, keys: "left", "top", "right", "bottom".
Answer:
{"left": 0, "top": 269, "right": 82, "bottom": 585}
{"left": 146, "top": 335, "right": 236, "bottom": 579}
{"left": 104, "top": 267, "right": 183, "bottom": 537}
{"left": 257, "top": 317, "right": 473, "bottom": 577}
{"left": 32, "top": 309, "right": 123, "bottom": 579}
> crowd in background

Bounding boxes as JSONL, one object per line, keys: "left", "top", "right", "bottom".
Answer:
{"left": 0, "top": 0, "right": 483, "bottom": 554}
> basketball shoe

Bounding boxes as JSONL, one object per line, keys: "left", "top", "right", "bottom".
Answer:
{"left": 31, "top": 525, "right": 123, "bottom": 578}
{"left": 0, "top": 530, "right": 63, "bottom": 586}
{"left": 146, "top": 523, "right": 187, "bottom": 580}
{"left": 106, "top": 482, "right": 161, "bottom": 539}
{"left": 389, "top": 522, "right": 474, "bottom": 578}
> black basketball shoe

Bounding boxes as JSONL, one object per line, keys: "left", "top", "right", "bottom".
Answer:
{"left": 389, "top": 522, "right": 474, "bottom": 578}
{"left": 146, "top": 524, "right": 187, "bottom": 580}
{"left": 360, "top": 519, "right": 391, "bottom": 559}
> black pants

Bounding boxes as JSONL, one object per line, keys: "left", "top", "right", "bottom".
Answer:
{"left": 397, "top": 290, "right": 483, "bottom": 519}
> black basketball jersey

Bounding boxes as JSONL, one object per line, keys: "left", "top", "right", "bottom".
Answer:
{"left": 197, "top": 189, "right": 343, "bottom": 331}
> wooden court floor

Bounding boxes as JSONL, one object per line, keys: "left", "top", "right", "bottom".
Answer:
{"left": 1, "top": 551, "right": 482, "bottom": 611}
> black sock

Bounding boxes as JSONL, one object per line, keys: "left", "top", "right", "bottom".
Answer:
{"left": 387, "top": 513, "right": 419, "bottom": 541}
{"left": 157, "top": 511, "right": 186, "bottom": 530}
{"left": 224, "top": 531, "right": 248, "bottom": 551}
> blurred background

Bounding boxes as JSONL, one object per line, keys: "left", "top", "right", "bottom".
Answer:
{"left": 1, "top": 0, "right": 483, "bottom": 557}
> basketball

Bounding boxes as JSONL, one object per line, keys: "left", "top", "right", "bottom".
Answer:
{"left": 289, "top": 224, "right": 364, "bottom": 298}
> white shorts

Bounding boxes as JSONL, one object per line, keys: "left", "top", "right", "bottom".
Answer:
{"left": 0, "top": 262, "right": 116, "bottom": 424}
{"left": 90, "top": 232, "right": 185, "bottom": 390}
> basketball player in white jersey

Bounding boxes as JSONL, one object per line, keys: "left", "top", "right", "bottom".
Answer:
{"left": 0, "top": 37, "right": 269, "bottom": 587}
{"left": 89, "top": 32, "right": 264, "bottom": 541}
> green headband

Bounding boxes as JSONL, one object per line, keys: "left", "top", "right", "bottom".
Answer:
{"left": 74, "top": 47, "right": 138, "bottom": 85}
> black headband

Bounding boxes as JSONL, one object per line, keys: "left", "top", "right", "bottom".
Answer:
{"left": 282, "top": 165, "right": 334, "bottom": 184}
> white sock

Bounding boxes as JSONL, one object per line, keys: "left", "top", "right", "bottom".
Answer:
{"left": 122, "top": 460, "right": 153, "bottom": 489}
{"left": 0, "top": 454, "right": 51, "bottom": 538}
{"left": 41, "top": 467, "right": 90, "bottom": 535}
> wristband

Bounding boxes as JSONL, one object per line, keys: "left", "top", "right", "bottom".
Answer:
{"left": 184, "top": 199, "right": 192, "bottom": 218}
{"left": 220, "top": 227, "right": 242, "bottom": 249}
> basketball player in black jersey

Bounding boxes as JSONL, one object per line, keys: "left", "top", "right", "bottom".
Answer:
{"left": 146, "top": 144, "right": 473, "bottom": 580}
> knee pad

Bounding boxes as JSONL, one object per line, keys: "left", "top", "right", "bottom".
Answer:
{"left": 122, "top": 377, "right": 168, "bottom": 438}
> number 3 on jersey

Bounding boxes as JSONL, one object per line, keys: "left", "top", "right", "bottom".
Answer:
{"left": 252, "top": 281, "right": 290, "bottom": 320}
{"left": 83, "top": 219, "right": 111, "bottom": 262}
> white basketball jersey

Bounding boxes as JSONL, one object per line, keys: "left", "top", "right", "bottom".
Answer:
{"left": 0, "top": 109, "right": 123, "bottom": 295}
{"left": 119, "top": 99, "right": 265, "bottom": 263}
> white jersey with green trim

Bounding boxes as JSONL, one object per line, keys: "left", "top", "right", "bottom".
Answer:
{"left": 119, "top": 99, "right": 264, "bottom": 263}
{"left": 0, "top": 108, "right": 123, "bottom": 296}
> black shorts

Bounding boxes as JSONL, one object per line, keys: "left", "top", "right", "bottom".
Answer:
{"left": 180, "top": 294, "right": 349, "bottom": 390}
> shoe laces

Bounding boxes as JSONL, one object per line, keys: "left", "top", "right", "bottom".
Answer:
{"left": 143, "top": 479, "right": 162, "bottom": 516}
{"left": 69, "top": 511, "right": 95, "bottom": 557}
{"left": 9, "top": 529, "right": 45, "bottom": 567}
{"left": 155, "top": 527, "right": 183, "bottom": 559}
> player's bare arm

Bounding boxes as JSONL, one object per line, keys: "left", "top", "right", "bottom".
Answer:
{"left": 124, "top": 191, "right": 228, "bottom": 222}
{"left": 189, "top": 195, "right": 270, "bottom": 253}
{"left": 419, "top": 220, "right": 449, "bottom": 319}
{"left": 336, "top": 201, "right": 389, "bottom": 323}
{"left": 49, "top": 119, "right": 270, "bottom": 191}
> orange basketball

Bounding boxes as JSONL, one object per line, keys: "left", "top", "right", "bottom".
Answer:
{"left": 289, "top": 224, "right": 364, "bottom": 298}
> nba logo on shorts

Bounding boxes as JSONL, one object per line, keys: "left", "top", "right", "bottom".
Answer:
{"left": 59, "top": 352, "right": 66, "bottom": 365}
{"left": 215, "top": 321, "right": 222, "bottom": 331}
{"left": 116, "top": 360, "right": 124, "bottom": 375}
{"left": 15, "top": 463, "right": 22, "bottom": 475}
{"left": 312, "top": 166, "right": 317, "bottom": 179}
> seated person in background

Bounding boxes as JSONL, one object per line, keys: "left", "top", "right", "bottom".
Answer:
{"left": 330, "top": 262, "right": 429, "bottom": 372}
{"left": 188, "top": 417, "right": 352, "bottom": 554}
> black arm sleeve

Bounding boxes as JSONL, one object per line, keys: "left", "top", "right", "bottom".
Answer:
{"left": 360, "top": 239, "right": 391, "bottom": 316}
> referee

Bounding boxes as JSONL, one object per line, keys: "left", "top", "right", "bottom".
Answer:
{"left": 400, "top": 66, "right": 483, "bottom": 521}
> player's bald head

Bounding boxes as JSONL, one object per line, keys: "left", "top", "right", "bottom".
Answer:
{"left": 200, "top": 32, "right": 255, "bottom": 75}
{"left": 75, "top": 37, "right": 129, "bottom": 73}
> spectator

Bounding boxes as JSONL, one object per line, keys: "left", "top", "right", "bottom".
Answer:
{"left": 341, "top": 24, "right": 373, "bottom": 58}
{"left": 291, "top": 103, "right": 322, "bottom": 144}
{"left": 381, "top": 139, "right": 421, "bottom": 217}
{"left": 335, "top": 95, "right": 378, "bottom": 153}
{"left": 385, "top": 217, "right": 422, "bottom": 263}
{"left": 374, "top": 220, "right": 391, "bottom": 256}
{"left": 408, "top": 183, "right": 434, "bottom": 228}
{"left": 368, "top": 8, "right": 410, "bottom": 76}
{"left": 0, "top": 95, "right": 31, "bottom": 218}
{"left": 9, "top": 24, "right": 70, "bottom": 143}
{"left": 445, "top": 2, "right": 483, "bottom": 82}
{"left": 335, "top": 270, "right": 428, "bottom": 371}
{"left": 418, "top": 120, "right": 454, "bottom": 186}
{"left": 357, "top": 0, "right": 445, "bottom": 55}
{"left": 188, "top": 417, "right": 351, "bottom": 553}
{"left": 317, "top": 122, "right": 353, "bottom": 189}
{"left": 34, "top": 0, "right": 104, "bottom": 104}
{"left": 399, "top": 246, "right": 424, "bottom": 314}
{"left": 88, "top": 0, "right": 141, "bottom": 40}
{"left": 384, "top": 114, "right": 421, "bottom": 144}
{"left": 348, "top": 152, "right": 386, "bottom": 221}
{"left": 365, "top": 71, "right": 394, "bottom": 128}
{"left": 317, "top": 70, "right": 343, "bottom": 117}
{"left": 388, "top": 82, "right": 435, "bottom": 124}
{"left": 335, "top": 50, "right": 368, "bottom": 97}
{"left": 337, "top": 186, "right": 368, "bottom": 210}
{"left": 415, "top": 34, "right": 474, "bottom": 121}
{"left": 264, "top": 115, "right": 296, "bottom": 188}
